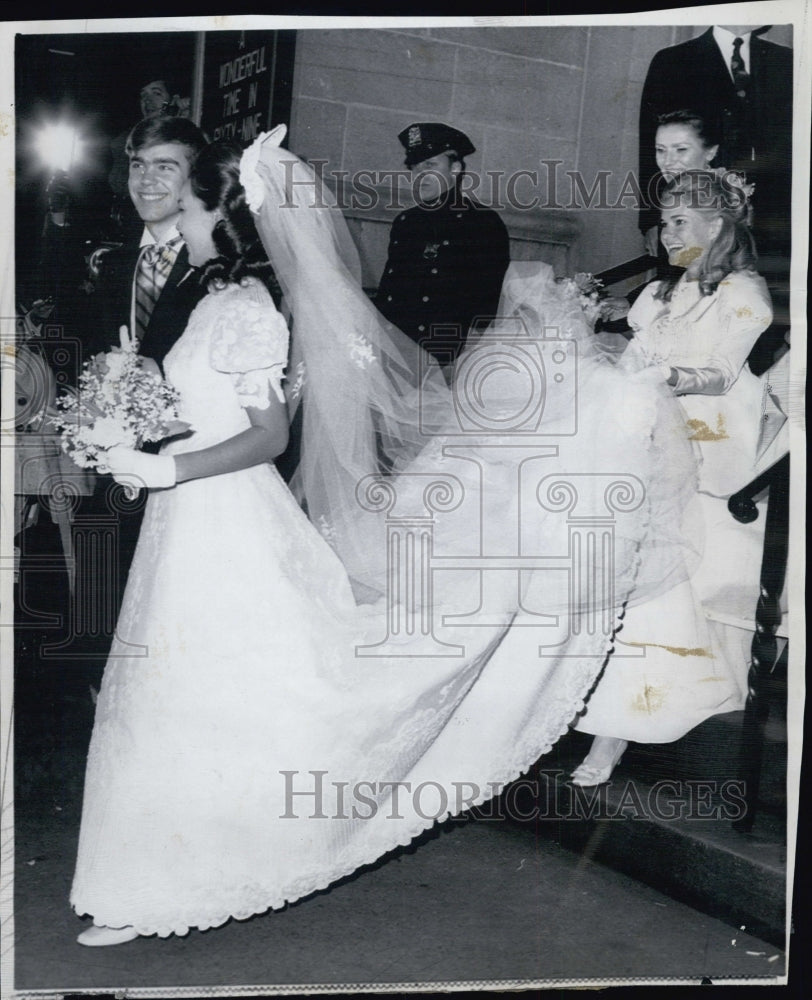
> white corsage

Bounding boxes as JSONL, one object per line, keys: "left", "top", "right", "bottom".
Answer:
{"left": 239, "top": 124, "right": 288, "bottom": 213}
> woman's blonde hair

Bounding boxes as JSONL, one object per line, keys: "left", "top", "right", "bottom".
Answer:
{"left": 655, "top": 169, "right": 757, "bottom": 301}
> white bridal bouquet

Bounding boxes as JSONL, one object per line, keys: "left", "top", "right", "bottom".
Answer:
{"left": 555, "top": 272, "right": 606, "bottom": 326}
{"left": 51, "top": 327, "right": 188, "bottom": 470}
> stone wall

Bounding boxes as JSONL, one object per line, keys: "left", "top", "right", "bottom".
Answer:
{"left": 287, "top": 24, "right": 792, "bottom": 283}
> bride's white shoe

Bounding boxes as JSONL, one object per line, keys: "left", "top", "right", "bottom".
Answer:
{"left": 570, "top": 737, "right": 628, "bottom": 787}
{"left": 77, "top": 924, "right": 139, "bottom": 947}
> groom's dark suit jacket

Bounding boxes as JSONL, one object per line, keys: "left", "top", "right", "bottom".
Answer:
{"left": 87, "top": 241, "right": 206, "bottom": 370}
{"left": 83, "top": 237, "right": 207, "bottom": 635}
{"left": 639, "top": 28, "right": 793, "bottom": 252}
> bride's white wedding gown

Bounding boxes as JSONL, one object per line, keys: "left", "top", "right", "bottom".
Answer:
{"left": 70, "top": 265, "right": 718, "bottom": 937}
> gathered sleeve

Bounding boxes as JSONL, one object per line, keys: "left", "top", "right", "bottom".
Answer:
{"left": 209, "top": 294, "right": 290, "bottom": 409}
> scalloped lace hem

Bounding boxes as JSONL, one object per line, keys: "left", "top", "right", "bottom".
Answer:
{"left": 71, "top": 611, "right": 625, "bottom": 940}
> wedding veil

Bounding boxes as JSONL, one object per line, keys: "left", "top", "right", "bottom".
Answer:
{"left": 242, "top": 128, "right": 700, "bottom": 612}
{"left": 244, "top": 127, "right": 459, "bottom": 600}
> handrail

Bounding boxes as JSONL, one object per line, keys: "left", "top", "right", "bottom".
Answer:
{"left": 732, "top": 453, "right": 790, "bottom": 833}
{"left": 595, "top": 253, "right": 655, "bottom": 288}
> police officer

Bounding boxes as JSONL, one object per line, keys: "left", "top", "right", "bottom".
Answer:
{"left": 377, "top": 122, "right": 510, "bottom": 366}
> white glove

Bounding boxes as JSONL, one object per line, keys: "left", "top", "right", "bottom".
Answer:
{"left": 103, "top": 446, "right": 177, "bottom": 490}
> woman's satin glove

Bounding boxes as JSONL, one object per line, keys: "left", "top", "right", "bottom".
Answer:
{"left": 102, "top": 446, "right": 177, "bottom": 490}
{"left": 598, "top": 296, "right": 631, "bottom": 322}
{"left": 664, "top": 365, "right": 729, "bottom": 396}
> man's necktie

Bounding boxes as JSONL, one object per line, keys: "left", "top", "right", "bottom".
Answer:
{"left": 731, "top": 37, "right": 750, "bottom": 99}
{"left": 133, "top": 237, "right": 183, "bottom": 343}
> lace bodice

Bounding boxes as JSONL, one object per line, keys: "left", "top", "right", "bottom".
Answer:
{"left": 162, "top": 278, "right": 289, "bottom": 454}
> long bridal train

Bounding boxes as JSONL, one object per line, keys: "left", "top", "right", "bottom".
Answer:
{"left": 71, "top": 130, "right": 720, "bottom": 939}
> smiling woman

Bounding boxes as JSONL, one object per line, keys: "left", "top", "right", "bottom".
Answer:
{"left": 654, "top": 109, "right": 720, "bottom": 180}
{"left": 572, "top": 167, "right": 774, "bottom": 783}
{"left": 659, "top": 200, "right": 722, "bottom": 272}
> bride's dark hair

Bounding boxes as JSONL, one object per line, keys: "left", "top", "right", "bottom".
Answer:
{"left": 655, "top": 169, "right": 757, "bottom": 302}
{"left": 189, "top": 141, "right": 274, "bottom": 287}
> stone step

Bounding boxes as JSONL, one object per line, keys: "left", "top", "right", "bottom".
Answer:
{"left": 488, "top": 728, "right": 787, "bottom": 947}
{"left": 631, "top": 710, "right": 788, "bottom": 816}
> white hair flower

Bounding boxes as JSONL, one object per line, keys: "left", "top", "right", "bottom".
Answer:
{"left": 239, "top": 124, "right": 288, "bottom": 213}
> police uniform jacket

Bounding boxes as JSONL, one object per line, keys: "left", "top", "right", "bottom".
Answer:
{"left": 377, "top": 190, "right": 510, "bottom": 363}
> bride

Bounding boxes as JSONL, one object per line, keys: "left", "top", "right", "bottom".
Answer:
{"left": 70, "top": 129, "right": 699, "bottom": 945}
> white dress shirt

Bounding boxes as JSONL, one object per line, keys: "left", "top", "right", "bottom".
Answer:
{"left": 139, "top": 223, "right": 183, "bottom": 249}
{"left": 713, "top": 26, "right": 752, "bottom": 79}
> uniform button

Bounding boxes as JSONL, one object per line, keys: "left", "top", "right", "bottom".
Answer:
{"left": 387, "top": 295, "right": 393, "bottom": 302}
{"left": 431, "top": 268, "right": 438, "bottom": 274}
{"left": 388, "top": 268, "right": 394, "bottom": 275}
{"left": 393, "top": 240, "right": 398, "bottom": 246}
{"left": 442, "top": 240, "right": 450, "bottom": 245}
{"left": 418, "top": 325, "right": 426, "bottom": 332}
{"left": 422, "top": 295, "right": 429, "bottom": 302}
{"left": 455, "top": 213, "right": 462, "bottom": 219}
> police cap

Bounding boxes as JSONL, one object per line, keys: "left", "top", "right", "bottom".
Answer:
{"left": 398, "top": 122, "right": 476, "bottom": 168}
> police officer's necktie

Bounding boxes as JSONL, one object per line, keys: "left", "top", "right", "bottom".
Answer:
{"left": 133, "top": 237, "right": 183, "bottom": 343}
{"left": 731, "top": 37, "right": 749, "bottom": 99}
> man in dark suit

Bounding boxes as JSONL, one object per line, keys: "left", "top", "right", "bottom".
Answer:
{"left": 377, "top": 122, "right": 510, "bottom": 368}
{"left": 83, "top": 116, "right": 208, "bottom": 626}
{"left": 639, "top": 26, "right": 793, "bottom": 256}
{"left": 88, "top": 115, "right": 208, "bottom": 369}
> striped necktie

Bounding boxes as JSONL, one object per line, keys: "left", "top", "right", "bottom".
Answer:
{"left": 133, "top": 236, "right": 183, "bottom": 343}
{"left": 731, "top": 37, "right": 749, "bottom": 99}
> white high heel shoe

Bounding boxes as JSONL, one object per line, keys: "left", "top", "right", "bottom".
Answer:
{"left": 570, "top": 737, "right": 628, "bottom": 787}
{"left": 77, "top": 924, "right": 139, "bottom": 946}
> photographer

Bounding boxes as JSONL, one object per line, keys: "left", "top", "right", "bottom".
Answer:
{"left": 32, "top": 164, "right": 112, "bottom": 366}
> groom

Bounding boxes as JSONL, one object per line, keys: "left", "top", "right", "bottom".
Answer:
{"left": 82, "top": 116, "right": 208, "bottom": 626}
{"left": 87, "top": 115, "right": 208, "bottom": 368}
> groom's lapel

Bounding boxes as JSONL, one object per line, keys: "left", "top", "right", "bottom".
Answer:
{"left": 163, "top": 244, "right": 195, "bottom": 292}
